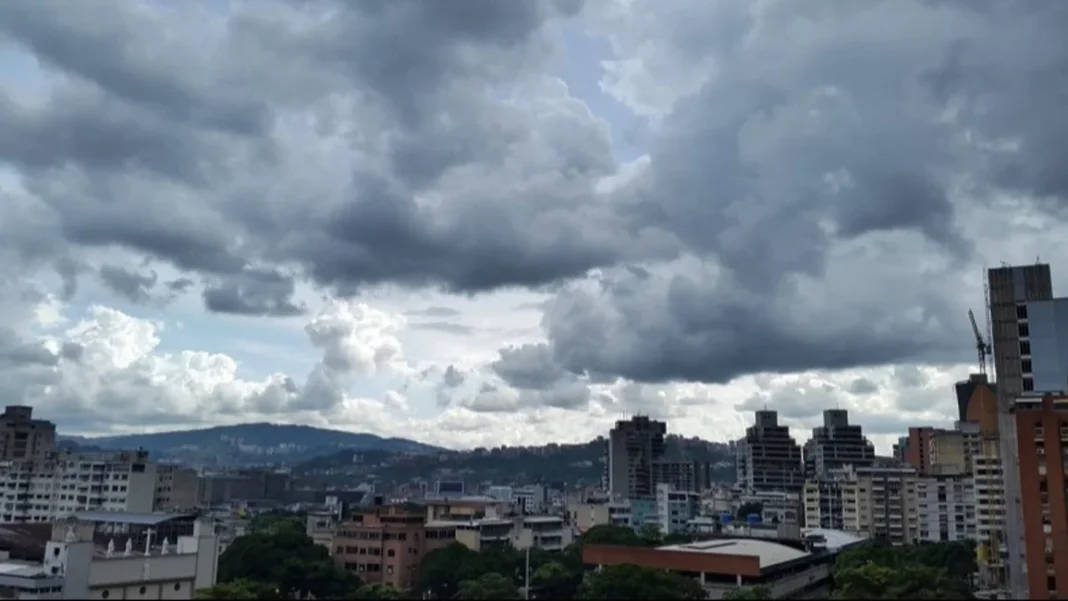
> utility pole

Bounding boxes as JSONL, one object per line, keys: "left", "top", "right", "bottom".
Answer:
{"left": 521, "top": 546, "right": 529, "bottom": 597}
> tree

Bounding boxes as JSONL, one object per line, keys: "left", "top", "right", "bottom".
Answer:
{"left": 578, "top": 564, "right": 706, "bottom": 600}
{"left": 638, "top": 523, "right": 663, "bottom": 544}
{"left": 724, "top": 586, "right": 772, "bottom": 600}
{"left": 531, "top": 560, "right": 581, "bottom": 599}
{"left": 832, "top": 562, "right": 972, "bottom": 599}
{"left": 417, "top": 543, "right": 481, "bottom": 599}
{"left": 218, "top": 528, "right": 360, "bottom": 598}
{"left": 453, "top": 573, "right": 520, "bottom": 600}
{"left": 352, "top": 583, "right": 406, "bottom": 599}
{"left": 197, "top": 580, "right": 279, "bottom": 600}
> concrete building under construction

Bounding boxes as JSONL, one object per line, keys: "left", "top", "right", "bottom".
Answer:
{"left": 736, "top": 411, "right": 805, "bottom": 494}
{"left": 986, "top": 263, "right": 1068, "bottom": 598}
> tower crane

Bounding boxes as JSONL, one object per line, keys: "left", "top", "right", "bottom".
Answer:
{"left": 968, "top": 309, "right": 992, "bottom": 376}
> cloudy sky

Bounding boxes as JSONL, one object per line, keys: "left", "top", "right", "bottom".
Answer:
{"left": 1, "top": 0, "right": 1066, "bottom": 454}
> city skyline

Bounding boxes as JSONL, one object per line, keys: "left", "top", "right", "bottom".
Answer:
{"left": 2, "top": 1, "right": 1068, "bottom": 455}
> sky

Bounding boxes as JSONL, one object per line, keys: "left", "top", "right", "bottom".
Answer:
{"left": 1, "top": 0, "right": 1067, "bottom": 455}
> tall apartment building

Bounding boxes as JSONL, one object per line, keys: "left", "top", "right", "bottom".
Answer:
{"left": 654, "top": 483, "right": 700, "bottom": 535}
{"left": 0, "top": 449, "right": 157, "bottom": 523}
{"left": 605, "top": 417, "right": 666, "bottom": 499}
{"left": 802, "top": 409, "right": 875, "bottom": 478}
{"left": 1012, "top": 394, "right": 1068, "bottom": 600}
{"left": 802, "top": 465, "right": 919, "bottom": 545}
{"left": 915, "top": 471, "right": 976, "bottom": 543}
{"left": 0, "top": 406, "right": 56, "bottom": 460}
{"left": 988, "top": 264, "right": 1060, "bottom": 597}
{"left": 736, "top": 410, "right": 804, "bottom": 494}
{"left": 154, "top": 464, "right": 201, "bottom": 511}
{"left": 651, "top": 459, "right": 710, "bottom": 493}
{"left": 904, "top": 422, "right": 980, "bottom": 476}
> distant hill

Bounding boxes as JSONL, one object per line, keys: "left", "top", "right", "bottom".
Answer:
{"left": 295, "top": 435, "right": 735, "bottom": 489}
{"left": 60, "top": 423, "right": 442, "bottom": 467}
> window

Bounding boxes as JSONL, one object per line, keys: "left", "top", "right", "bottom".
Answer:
{"left": 1024, "top": 378, "right": 1035, "bottom": 392}
{"left": 1023, "top": 359, "right": 1033, "bottom": 373}
{"left": 1020, "top": 323, "right": 1030, "bottom": 338}
{"left": 1017, "top": 305, "right": 1029, "bottom": 320}
{"left": 1022, "top": 341, "right": 1032, "bottom": 355}
{"left": 139, "top": 586, "right": 147, "bottom": 595}
{"left": 387, "top": 549, "right": 395, "bottom": 557}
{"left": 1048, "top": 576, "right": 1056, "bottom": 592}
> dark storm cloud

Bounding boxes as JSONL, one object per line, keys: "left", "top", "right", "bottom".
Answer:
{"left": 202, "top": 268, "right": 306, "bottom": 317}
{"left": 536, "top": 0, "right": 1068, "bottom": 385}
{"left": 98, "top": 265, "right": 158, "bottom": 303}
{"left": 1, "top": 0, "right": 1067, "bottom": 390}
{"left": 0, "top": 0, "right": 645, "bottom": 301}
{"left": 491, "top": 343, "right": 572, "bottom": 390}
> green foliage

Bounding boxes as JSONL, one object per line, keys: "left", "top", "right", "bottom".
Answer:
{"left": 218, "top": 527, "right": 360, "bottom": 599}
{"left": 248, "top": 513, "right": 304, "bottom": 536}
{"left": 196, "top": 579, "right": 280, "bottom": 600}
{"left": 832, "top": 562, "right": 972, "bottom": 599}
{"left": 532, "top": 560, "right": 583, "bottom": 599}
{"left": 454, "top": 573, "right": 520, "bottom": 600}
{"left": 352, "top": 583, "right": 406, "bottom": 599}
{"left": 832, "top": 541, "right": 976, "bottom": 600}
{"left": 577, "top": 564, "right": 707, "bottom": 600}
{"left": 723, "top": 586, "right": 772, "bottom": 600}
{"left": 638, "top": 523, "right": 663, "bottom": 544}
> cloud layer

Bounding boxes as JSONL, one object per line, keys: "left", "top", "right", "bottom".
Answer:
{"left": 2, "top": 0, "right": 1067, "bottom": 449}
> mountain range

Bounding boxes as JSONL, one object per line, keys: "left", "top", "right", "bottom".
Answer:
{"left": 60, "top": 423, "right": 442, "bottom": 467}
{"left": 295, "top": 435, "right": 736, "bottom": 489}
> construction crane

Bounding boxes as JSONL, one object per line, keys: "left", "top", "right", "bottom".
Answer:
{"left": 969, "top": 309, "right": 992, "bottom": 376}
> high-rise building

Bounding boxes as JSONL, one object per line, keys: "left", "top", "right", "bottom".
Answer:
{"left": 651, "top": 459, "right": 710, "bottom": 493}
{"left": 605, "top": 416, "right": 666, "bottom": 499}
{"left": 0, "top": 449, "right": 158, "bottom": 523}
{"left": 915, "top": 471, "right": 976, "bottom": 543}
{"left": 802, "top": 409, "right": 876, "bottom": 478}
{"left": 736, "top": 410, "right": 804, "bottom": 494}
{"left": 802, "top": 464, "right": 919, "bottom": 545}
{"left": 988, "top": 264, "right": 1055, "bottom": 597}
{"left": 654, "top": 483, "right": 700, "bottom": 535}
{"left": 0, "top": 405, "right": 56, "bottom": 460}
{"left": 904, "top": 422, "right": 980, "bottom": 476}
{"left": 1011, "top": 394, "right": 1068, "bottom": 599}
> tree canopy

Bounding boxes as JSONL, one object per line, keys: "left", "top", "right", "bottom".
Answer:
{"left": 723, "top": 586, "right": 773, "bottom": 600}
{"left": 217, "top": 526, "right": 360, "bottom": 599}
{"left": 831, "top": 540, "right": 976, "bottom": 600}
{"left": 454, "top": 573, "right": 520, "bottom": 600}
{"left": 577, "top": 564, "right": 707, "bottom": 600}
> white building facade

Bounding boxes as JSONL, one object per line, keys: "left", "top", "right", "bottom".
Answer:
{"left": 0, "top": 451, "right": 158, "bottom": 524}
{"left": 915, "top": 472, "right": 977, "bottom": 542}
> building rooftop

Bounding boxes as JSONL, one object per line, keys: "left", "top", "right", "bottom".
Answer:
{"left": 800, "top": 528, "right": 866, "bottom": 552}
{"left": 73, "top": 511, "right": 197, "bottom": 526}
{"left": 657, "top": 538, "right": 810, "bottom": 568}
{"left": 522, "top": 515, "right": 564, "bottom": 524}
{"left": 0, "top": 560, "right": 47, "bottom": 578}
{"left": 0, "top": 523, "right": 112, "bottom": 560}
{"left": 426, "top": 518, "right": 513, "bottom": 528}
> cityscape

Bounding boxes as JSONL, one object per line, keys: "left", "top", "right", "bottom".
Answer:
{"left": 2, "top": 1, "right": 1067, "bottom": 600}
{"left": 0, "top": 263, "right": 1058, "bottom": 599}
